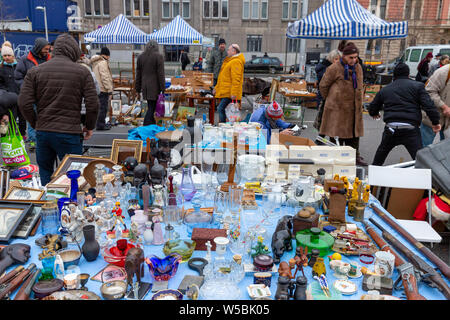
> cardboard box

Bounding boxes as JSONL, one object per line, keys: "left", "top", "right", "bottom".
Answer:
{"left": 334, "top": 146, "right": 357, "bottom": 165}
{"left": 270, "top": 133, "right": 316, "bottom": 148}
{"left": 289, "top": 146, "right": 313, "bottom": 160}
{"left": 310, "top": 146, "right": 337, "bottom": 164}
{"left": 265, "top": 144, "right": 288, "bottom": 159}
{"left": 283, "top": 105, "right": 302, "bottom": 120}
{"left": 288, "top": 164, "right": 301, "bottom": 172}
{"left": 333, "top": 165, "right": 357, "bottom": 179}
{"left": 300, "top": 165, "right": 316, "bottom": 176}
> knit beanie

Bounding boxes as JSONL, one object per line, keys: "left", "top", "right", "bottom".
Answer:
{"left": 2, "top": 41, "right": 12, "bottom": 48}
{"left": 100, "top": 47, "right": 110, "bottom": 56}
{"left": 342, "top": 42, "right": 359, "bottom": 56}
{"left": 266, "top": 101, "right": 283, "bottom": 119}
{"left": 393, "top": 62, "right": 410, "bottom": 78}
{"left": 33, "top": 37, "right": 49, "bottom": 55}
{"left": 1, "top": 46, "right": 14, "bottom": 57}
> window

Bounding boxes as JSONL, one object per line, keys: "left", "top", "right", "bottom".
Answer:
{"left": 143, "top": 0, "right": 150, "bottom": 16}
{"left": 420, "top": 49, "right": 433, "bottom": 60}
{"left": 374, "top": 39, "right": 382, "bottom": 55}
{"left": 261, "top": 0, "right": 267, "bottom": 19}
{"left": 94, "top": 0, "right": 101, "bottom": 15}
{"left": 282, "top": 0, "right": 289, "bottom": 19}
{"left": 133, "top": 0, "right": 141, "bottom": 16}
{"left": 213, "top": 0, "right": 219, "bottom": 17}
{"left": 324, "top": 40, "right": 331, "bottom": 52}
{"left": 125, "top": 0, "right": 132, "bottom": 16}
{"left": 379, "top": 0, "right": 387, "bottom": 19}
{"left": 243, "top": 0, "right": 250, "bottom": 19}
{"left": 403, "top": 48, "right": 410, "bottom": 62}
{"left": 85, "top": 0, "right": 92, "bottom": 15}
{"left": 404, "top": 0, "right": 412, "bottom": 19}
{"left": 222, "top": 0, "right": 228, "bottom": 18}
{"left": 287, "top": 38, "right": 300, "bottom": 53}
{"left": 437, "top": 0, "right": 443, "bottom": 19}
{"left": 162, "top": 0, "right": 170, "bottom": 18}
{"left": 203, "top": 0, "right": 210, "bottom": 17}
{"left": 247, "top": 35, "right": 262, "bottom": 52}
{"left": 251, "top": 0, "right": 259, "bottom": 19}
{"left": 366, "top": 39, "right": 374, "bottom": 55}
{"left": 409, "top": 49, "right": 421, "bottom": 62}
{"left": 291, "top": 0, "right": 298, "bottom": 19}
{"left": 173, "top": 2, "right": 180, "bottom": 16}
{"left": 440, "top": 49, "right": 450, "bottom": 56}
{"left": 253, "top": 58, "right": 262, "bottom": 63}
{"left": 182, "top": 0, "right": 190, "bottom": 18}
{"left": 103, "top": 0, "right": 110, "bottom": 15}
{"left": 414, "top": 0, "right": 422, "bottom": 20}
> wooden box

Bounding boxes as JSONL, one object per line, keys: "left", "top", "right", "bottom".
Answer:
{"left": 191, "top": 228, "right": 227, "bottom": 251}
{"left": 293, "top": 212, "right": 319, "bottom": 235}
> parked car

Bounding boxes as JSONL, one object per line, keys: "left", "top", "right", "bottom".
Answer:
{"left": 402, "top": 44, "right": 450, "bottom": 78}
{"left": 375, "top": 57, "right": 402, "bottom": 74}
{"left": 244, "top": 56, "right": 284, "bottom": 74}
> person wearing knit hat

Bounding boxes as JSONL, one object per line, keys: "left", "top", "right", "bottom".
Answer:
{"left": 14, "top": 37, "right": 51, "bottom": 149}
{"left": 91, "top": 46, "right": 113, "bottom": 130}
{"left": 416, "top": 52, "right": 433, "bottom": 83}
{"left": 1, "top": 41, "right": 12, "bottom": 48}
{"left": 209, "top": 39, "right": 227, "bottom": 85}
{"left": 368, "top": 62, "right": 441, "bottom": 166}
{"left": 319, "top": 42, "right": 367, "bottom": 166}
{"left": 249, "top": 101, "right": 295, "bottom": 143}
{"left": 0, "top": 42, "right": 19, "bottom": 123}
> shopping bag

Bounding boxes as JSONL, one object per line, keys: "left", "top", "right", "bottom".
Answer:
{"left": 1, "top": 110, "right": 30, "bottom": 167}
{"left": 225, "top": 100, "right": 241, "bottom": 123}
{"left": 155, "top": 93, "right": 165, "bottom": 117}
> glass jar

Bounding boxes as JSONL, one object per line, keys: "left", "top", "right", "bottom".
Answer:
{"left": 183, "top": 194, "right": 213, "bottom": 237}
{"left": 237, "top": 154, "right": 265, "bottom": 183}
{"left": 41, "top": 202, "right": 59, "bottom": 235}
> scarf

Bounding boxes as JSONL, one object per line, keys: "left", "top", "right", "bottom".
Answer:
{"left": 340, "top": 58, "right": 357, "bottom": 89}
{"left": 265, "top": 110, "right": 279, "bottom": 129}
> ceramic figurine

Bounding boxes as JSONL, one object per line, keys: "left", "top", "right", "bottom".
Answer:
{"left": 293, "top": 276, "right": 307, "bottom": 300}
{"left": 312, "top": 257, "right": 326, "bottom": 277}
{"left": 112, "top": 201, "right": 127, "bottom": 232}
{"left": 278, "top": 261, "right": 294, "bottom": 279}
{"left": 351, "top": 178, "right": 361, "bottom": 201}
{"left": 292, "top": 246, "right": 308, "bottom": 278}
{"left": 129, "top": 222, "right": 140, "bottom": 242}
{"left": 340, "top": 176, "right": 350, "bottom": 198}
{"left": 363, "top": 185, "right": 371, "bottom": 203}
{"left": 0, "top": 243, "right": 31, "bottom": 276}
{"left": 133, "top": 164, "right": 149, "bottom": 187}
{"left": 275, "top": 276, "right": 291, "bottom": 300}
{"left": 333, "top": 174, "right": 340, "bottom": 181}
{"left": 65, "top": 203, "right": 86, "bottom": 243}
{"left": 271, "top": 230, "right": 292, "bottom": 264}
{"left": 308, "top": 248, "right": 320, "bottom": 268}
{"left": 143, "top": 222, "right": 154, "bottom": 245}
{"left": 150, "top": 159, "right": 166, "bottom": 186}
{"left": 152, "top": 215, "right": 164, "bottom": 245}
{"left": 251, "top": 236, "right": 271, "bottom": 258}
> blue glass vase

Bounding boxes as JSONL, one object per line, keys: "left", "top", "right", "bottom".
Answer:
{"left": 66, "top": 170, "right": 81, "bottom": 202}
{"left": 145, "top": 253, "right": 182, "bottom": 281}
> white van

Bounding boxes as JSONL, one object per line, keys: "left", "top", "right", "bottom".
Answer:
{"left": 402, "top": 45, "right": 450, "bottom": 77}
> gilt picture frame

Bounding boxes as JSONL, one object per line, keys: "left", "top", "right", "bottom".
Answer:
{"left": 4, "top": 186, "right": 45, "bottom": 201}
{"left": 51, "top": 154, "right": 107, "bottom": 179}
{"left": 110, "top": 139, "right": 143, "bottom": 164}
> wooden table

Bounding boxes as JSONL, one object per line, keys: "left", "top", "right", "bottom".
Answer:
{"left": 186, "top": 94, "right": 216, "bottom": 124}
{"left": 114, "top": 86, "right": 137, "bottom": 105}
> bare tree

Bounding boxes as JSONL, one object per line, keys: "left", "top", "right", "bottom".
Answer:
{"left": 0, "top": 0, "right": 16, "bottom": 43}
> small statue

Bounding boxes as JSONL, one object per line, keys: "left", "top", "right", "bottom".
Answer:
{"left": 129, "top": 222, "right": 140, "bottom": 243}
{"left": 0, "top": 243, "right": 31, "bottom": 276}
{"left": 271, "top": 230, "right": 292, "bottom": 264}
{"left": 35, "top": 234, "right": 67, "bottom": 260}
{"left": 292, "top": 246, "right": 308, "bottom": 278}
{"left": 124, "top": 247, "right": 145, "bottom": 292}
{"left": 251, "top": 236, "right": 271, "bottom": 258}
{"left": 112, "top": 201, "right": 127, "bottom": 232}
{"left": 133, "top": 164, "right": 149, "bottom": 187}
{"left": 278, "top": 261, "right": 294, "bottom": 279}
{"left": 85, "top": 188, "right": 97, "bottom": 206}
{"left": 151, "top": 215, "right": 164, "bottom": 245}
{"left": 333, "top": 174, "right": 340, "bottom": 181}
{"left": 64, "top": 203, "right": 86, "bottom": 242}
{"left": 351, "top": 177, "right": 361, "bottom": 201}
{"left": 340, "top": 176, "right": 350, "bottom": 198}
{"left": 275, "top": 276, "right": 291, "bottom": 300}
{"left": 308, "top": 248, "right": 320, "bottom": 268}
{"left": 150, "top": 159, "right": 166, "bottom": 185}
{"left": 292, "top": 276, "right": 308, "bottom": 300}
{"left": 363, "top": 184, "right": 371, "bottom": 203}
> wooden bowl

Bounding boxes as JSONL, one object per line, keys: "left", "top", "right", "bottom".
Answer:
{"left": 83, "top": 159, "right": 118, "bottom": 187}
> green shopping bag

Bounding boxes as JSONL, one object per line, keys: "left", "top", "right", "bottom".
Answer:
{"left": 1, "top": 110, "right": 30, "bottom": 167}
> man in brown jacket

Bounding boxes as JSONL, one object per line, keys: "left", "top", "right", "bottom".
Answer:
{"left": 91, "top": 47, "right": 113, "bottom": 130}
{"left": 18, "top": 33, "right": 99, "bottom": 185}
{"left": 135, "top": 40, "right": 165, "bottom": 126}
{"left": 319, "top": 42, "right": 367, "bottom": 166}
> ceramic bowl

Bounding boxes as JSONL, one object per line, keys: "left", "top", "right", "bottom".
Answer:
{"left": 100, "top": 280, "right": 127, "bottom": 300}
{"left": 152, "top": 289, "right": 183, "bottom": 300}
{"left": 57, "top": 249, "right": 81, "bottom": 269}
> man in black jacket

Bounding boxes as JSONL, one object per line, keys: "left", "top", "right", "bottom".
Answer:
{"left": 369, "top": 63, "right": 441, "bottom": 166}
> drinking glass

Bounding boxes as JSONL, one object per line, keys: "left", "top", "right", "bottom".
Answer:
{"left": 261, "top": 192, "right": 276, "bottom": 226}
{"left": 214, "top": 189, "right": 228, "bottom": 224}
{"left": 229, "top": 186, "right": 243, "bottom": 225}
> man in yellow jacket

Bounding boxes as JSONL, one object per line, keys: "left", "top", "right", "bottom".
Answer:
{"left": 213, "top": 44, "right": 245, "bottom": 123}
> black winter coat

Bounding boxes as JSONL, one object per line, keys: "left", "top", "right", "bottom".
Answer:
{"left": 0, "top": 63, "right": 19, "bottom": 94}
{"left": 135, "top": 44, "right": 165, "bottom": 101}
{"left": 315, "top": 59, "right": 333, "bottom": 85}
{"left": 14, "top": 51, "right": 50, "bottom": 88}
{"left": 368, "top": 76, "right": 440, "bottom": 127}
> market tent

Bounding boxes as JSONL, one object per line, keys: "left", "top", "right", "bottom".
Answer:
{"left": 83, "top": 14, "right": 150, "bottom": 44}
{"left": 148, "top": 15, "right": 203, "bottom": 45}
{"left": 286, "top": 0, "right": 408, "bottom": 39}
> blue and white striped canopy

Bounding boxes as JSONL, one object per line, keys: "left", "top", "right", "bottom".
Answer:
{"left": 287, "top": 0, "right": 408, "bottom": 39}
{"left": 84, "top": 14, "right": 150, "bottom": 44}
{"left": 148, "top": 15, "right": 203, "bottom": 46}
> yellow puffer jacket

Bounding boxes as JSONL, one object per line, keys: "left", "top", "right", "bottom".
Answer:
{"left": 214, "top": 53, "right": 245, "bottom": 100}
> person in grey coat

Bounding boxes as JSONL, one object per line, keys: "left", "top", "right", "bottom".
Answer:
{"left": 208, "top": 38, "right": 227, "bottom": 86}
{"left": 135, "top": 40, "right": 165, "bottom": 126}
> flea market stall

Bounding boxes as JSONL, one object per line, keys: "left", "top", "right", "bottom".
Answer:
{"left": 0, "top": 119, "right": 449, "bottom": 301}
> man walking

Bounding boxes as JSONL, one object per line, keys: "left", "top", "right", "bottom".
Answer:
{"left": 15, "top": 37, "right": 51, "bottom": 147}
{"left": 91, "top": 47, "right": 113, "bottom": 130}
{"left": 369, "top": 63, "right": 441, "bottom": 166}
{"left": 214, "top": 44, "right": 245, "bottom": 123}
{"left": 135, "top": 40, "right": 165, "bottom": 126}
{"left": 319, "top": 42, "right": 367, "bottom": 165}
{"left": 423, "top": 63, "right": 450, "bottom": 145}
{"left": 180, "top": 49, "right": 190, "bottom": 71}
{"left": 208, "top": 39, "right": 227, "bottom": 86}
{"left": 18, "top": 34, "right": 99, "bottom": 186}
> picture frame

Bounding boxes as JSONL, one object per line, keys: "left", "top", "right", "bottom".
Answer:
{"left": 91, "top": 264, "right": 127, "bottom": 283}
{"left": 12, "top": 204, "right": 42, "bottom": 239}
{"left": 0, "top": 201, "right": 33, "bottom": 242}
{"left": 51, "top": 154, "right": 108, "bottom": 179}
{"left": 49, "top": 174, "right": 87, "bottom": 190}
{"left": 46, "top": 184, "right": 70, "bottom": 194}
{"left": 4, "top": 186, "right": 45, "bottom": 201}
{"left": 110, "top": 139, "right": 143, "bottom": 164}
{"left": 110, "top": 99, "right": 122, "bottom": 116}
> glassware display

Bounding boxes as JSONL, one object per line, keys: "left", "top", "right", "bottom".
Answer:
{"left": 140, "top": 182, "right": 152, "bottom": 213}
{"left": 180, "top": 165, "right": 196, "bottom": 202}
{"left": 39, "top": 255, "right": 56, "bottom": 280}
{"left": 295, "top": 227, "right": 335, "bottom": 257}
{"left": 41, "top": 202, "right": 59, "bottom": 235}
{"left": 229, "top": 186, "right": 243, "bottom": 224}
{"left": 145, "top": 253, "right": 182, "bottom": 281}
{"left": 66, "top": 170, "right": 81, "bottom": 202}
{"left": 261, "top": 192, "right": 277, "bottom": 226}
{"left": 183, "top": 194, "right": 213, "bottom": 237}
{"left": 214, "top": 189, "right": 228, "bottom": 224}
{"left": 94, "top": 164, "right": 106, "bottom": 201}
{"left": 112, "top": 165, "right": 124, "bottom": 197}
{"left": 152, "top": 184, "right": 167, "bottom": 208}
{"left": 102, "top": 239, "right": 138, "bottom": 267}
{"left": 293, "top": 176, "right": 316, "bottom": 203}
{"left": 237, "top": 154, "right": 265, "bottom": 183}
{"left": 163, "top": 239, "right": 196, "bottom": 262}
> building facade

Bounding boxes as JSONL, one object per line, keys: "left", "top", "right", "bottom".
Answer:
{"left": 73, "top": 0, "right": 450, "bottom": 64}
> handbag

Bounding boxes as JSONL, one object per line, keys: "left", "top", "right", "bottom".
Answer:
{"left": 225, "top": 100, "right": 241, "bottom": 123}
{"left": 415, "top": 138, "right": 450, "bottom": 197}
{"left": 1, "top": 110, "right": 30, "bottom": 167}
{"left": 155, "top": 93, "right": 165, "bottom": 117}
